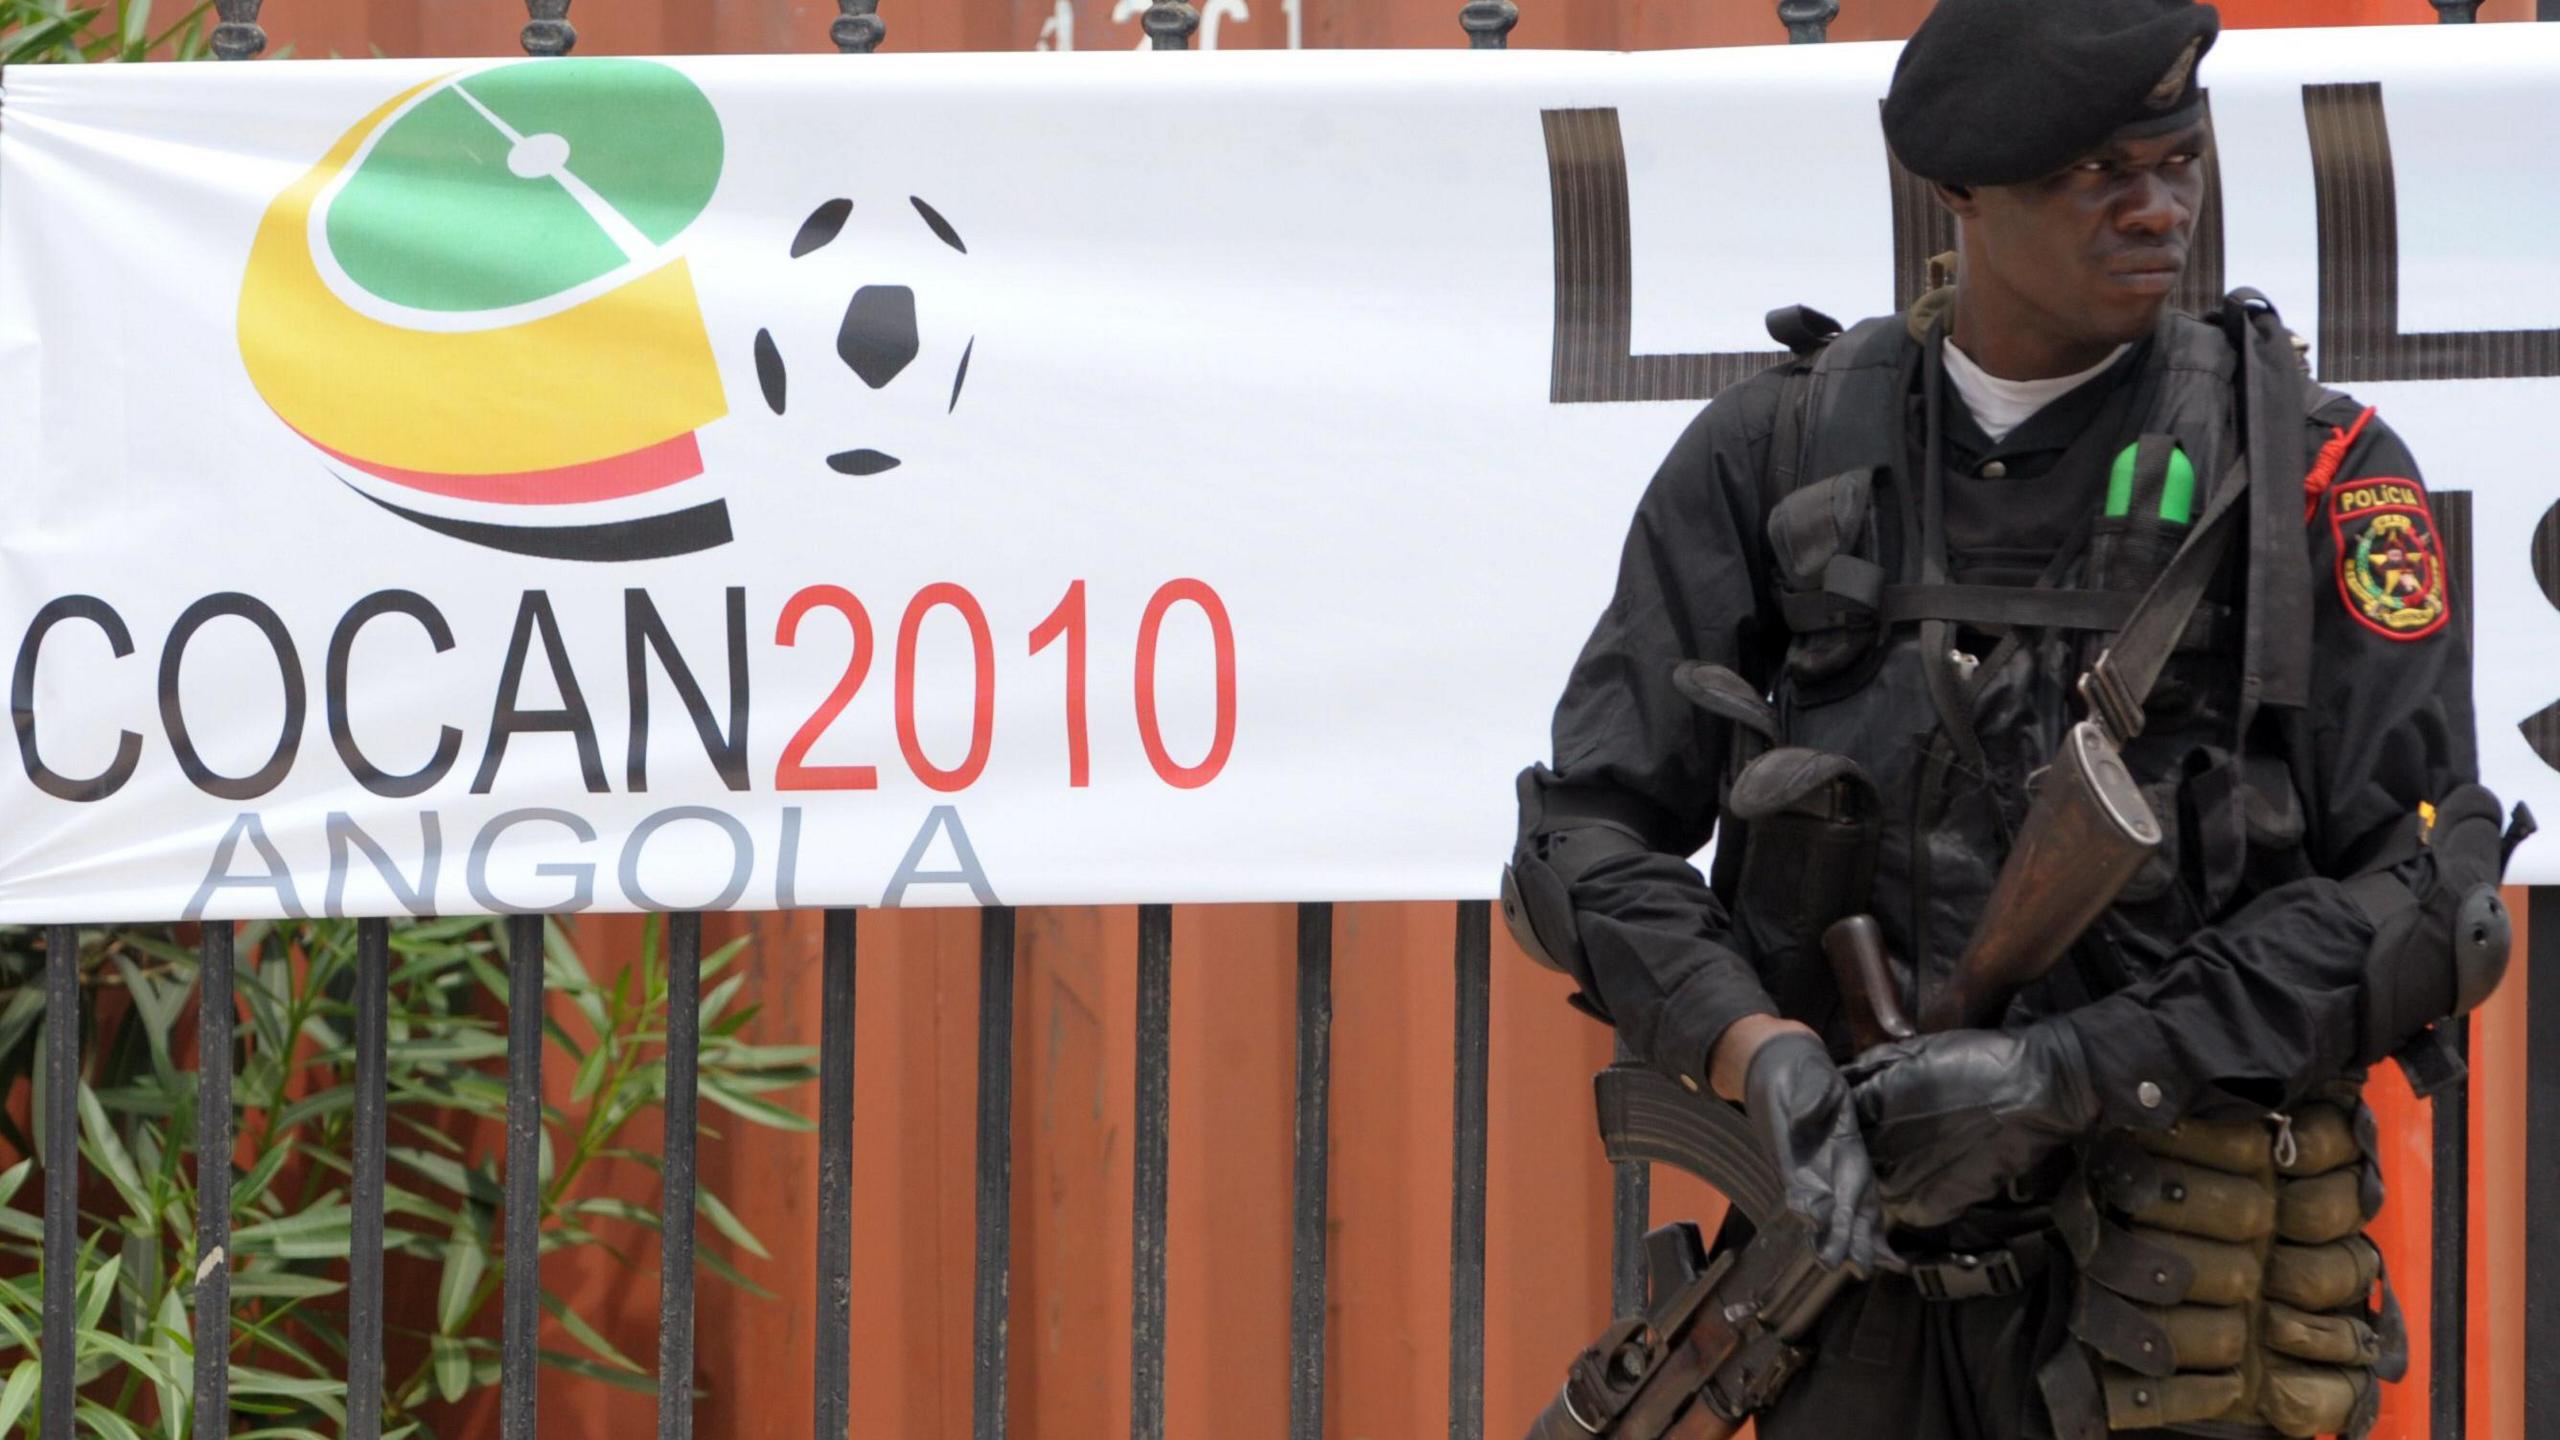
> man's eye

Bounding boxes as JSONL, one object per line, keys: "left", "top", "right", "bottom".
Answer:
{"left": 2075, "top": 159, "right": 2110, "bottom": 174}
{"left": 2163, "top": 152, "right": 2199, "bottom": 169}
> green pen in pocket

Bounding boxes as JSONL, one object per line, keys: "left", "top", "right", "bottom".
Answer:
{"left": 2091, "top": 434, "right": 2194, "bottom": 596}
{"left": 2106, "top": 435, "right": 2197, "bottom": 523}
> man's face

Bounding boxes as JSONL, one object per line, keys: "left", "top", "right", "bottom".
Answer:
{"left": 1958, "top": 123, "right": 2210, "bottom": 351}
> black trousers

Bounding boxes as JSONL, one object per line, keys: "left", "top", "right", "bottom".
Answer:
{"left": 1756, "top": 1266, "right": 2186, "bottom": 1440}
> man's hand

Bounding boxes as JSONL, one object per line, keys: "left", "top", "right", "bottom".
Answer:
{"left": 1742, "top": 1029, "right": 1887, "bottom": 1272}
{"left": 1844, "top": 1022, "right": 2101, "bottom": 1230}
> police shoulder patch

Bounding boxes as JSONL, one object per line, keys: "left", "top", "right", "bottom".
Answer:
{"left": 2329, "top": 476, "right": 2449, "bottom": 641}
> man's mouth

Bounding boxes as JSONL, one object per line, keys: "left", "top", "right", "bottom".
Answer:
{"left": 2106, "top": 253, "right": 2186, "bottom": 295}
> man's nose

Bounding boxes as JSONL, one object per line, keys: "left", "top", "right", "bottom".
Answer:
{"left": 2118, "top": 171, "right": 2188, "bottom": 238}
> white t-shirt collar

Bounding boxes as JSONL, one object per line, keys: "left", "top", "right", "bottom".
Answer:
{"left": 1941, "top": 339, "right": 2131, "bottom": 445}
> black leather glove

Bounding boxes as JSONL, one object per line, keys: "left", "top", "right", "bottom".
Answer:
{"left": 1744, "top": 1030, "right": 1885, "bottom": 1272}
{"left": 1844, "top": 1021, "right": 2100, "bottom": 1231}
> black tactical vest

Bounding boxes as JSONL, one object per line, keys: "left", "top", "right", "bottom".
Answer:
{"left": 1723, "top": 306, "right": 2316, "bottom": 1055}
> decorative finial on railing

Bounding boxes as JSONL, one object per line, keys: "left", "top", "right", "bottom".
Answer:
{"left": 1459, "top": 1, "right": 1520, "bottom": 48}
{"left": 1143, "top": 3, "right": 1200, "bottom": 49}
{"left": 833, "top": 0, "right": 886, "bottom": 52}
{"left": 523, "top": 0, "right": 575, "bottom": 56}
{"left": 1778, "top": 0, "right": 1837, "bottom": 42}
{"left": 210, "top": 0, "right": 266, "bottom": 60}
{"left": 2429, "top": 0, "right": 2481, "bottom": 20}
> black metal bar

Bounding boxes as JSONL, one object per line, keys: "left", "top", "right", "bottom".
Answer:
{"left": 1131, "top": 905, "right": 1173, "bottom": 1440}
{"left": 501, "top": 914, "right": 546, "bottom": 1440}
{"left": 833, "top": 0, "right": 885, "bottom": 52}
{"left": 813, "top": 910, "right": 858, "bottom": 1440}
{"left": 1458, "top": 1, "right": 1518, "bottom": 47}
{"left": 1144, "top": 2, "right": 1201, "bottom": 48}
{"left": 658, "top": 914, "right": 704, "bottom": 1440}
{"left": 210, "top": 0, "right": 266, "bottom": 59}
{"left": 2432, "top": 1013, "right": 2469, "bottom": 1440}
{"left": 1287, "top": 903, "right": 1334, "bottom": 1440}
{"left": 1778, "top": 0, "right": 1838, "bottom": 41}
{"left": 1449, "top": 901, "right": 1491, "bottom": 1440}
{"left": 1609, "top": 1042, "right": 1649, "bottom": 1319}
{"left": 973, "top": 907, "right": 1018, "bottom": 1440}
{"left": 348, "top": 919, "right": 390, "bottom": 1440}
{"left": 40, "top": 926, "right": 77, "bottom": 1440}
{"left": 2529, "top": 889, "right": 2560, "bottom": 1440}
{"left": 191, "top": 925, "right": 236, "bottom": 1439}
{"left": 2430, "top": 0, "right": 2483, "bottom": 19}
{"left": 523, "top": 0, "right": 575, "bottom": 55}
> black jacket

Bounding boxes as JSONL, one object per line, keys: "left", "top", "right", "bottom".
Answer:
{"left": 1531, "top": 310, "right": 2475, "bottom": 1130}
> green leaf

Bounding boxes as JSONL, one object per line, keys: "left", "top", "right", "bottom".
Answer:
{"left": 696, "top": 1247, "right": 774, "bottom": 1300}
{"left": 230, "top": 1139, "right": 295, "bottom": 1216}
{"left": 569, "top": 1037, "right": 613, "bottom": 1105}
{"left": 693, "top": 1187, "right": 768, "bottom": 1260}
{"left": 429, "top": 1334, "right": 471, "bottom": 1404}
{"left": 76, "top": 1400, "right": 148, "bottom": 1440}
{"left": 225, "top": 1270, "right": 345, "bottom": 1300}
{"left": 538, "top": 1289, "right": 643, "bottom": 1373}
{"left": 435, "top": 1237, "right": 484, "bottom": 1336}
{"left": 231, "top": 1203, "right": 351, "bottom": 1262}
{"left": 78, "top": 1251, "right": 122, "bottom": 1331}
{"left": 0, "top": 1360, "right": 38, "bottom": 1439}
{"left": 153, "top": 1284, "right": 186, "bottom": 1440}
{"left": 226, "top": 1370, "right": 352, "bottom": 1401}
{"left": 536, "top": 1348, "right": 656, "bottom": 1394}
{"left": 697, "top": 1078, "right": 812, "bottom": 1133}
{"left": 76, "top": 1084, "right": 149, "bottom": 1214}
{"left": 0, "top": 1158, "right": 30, "bottom": 1210}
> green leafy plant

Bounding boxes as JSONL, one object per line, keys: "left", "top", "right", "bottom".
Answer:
{"left": 0, "top": 918, "right": 817, "bottom": 1438}
{"left": 1, "top": 1, "right": 221, "bottom": 64}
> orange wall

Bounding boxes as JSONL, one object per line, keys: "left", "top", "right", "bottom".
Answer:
{"left": 185, "top": 3, "right": 2543, "bottom": 1437}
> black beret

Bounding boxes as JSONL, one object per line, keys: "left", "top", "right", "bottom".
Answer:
{"left": 1882, "top": 0, "right": 2220, "bottom": 187}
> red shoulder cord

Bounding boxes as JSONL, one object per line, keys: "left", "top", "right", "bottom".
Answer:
{"left": 2302, "top": 405, "right": 2378, "bottom": 523}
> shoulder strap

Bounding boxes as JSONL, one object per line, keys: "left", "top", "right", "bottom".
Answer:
{"left": 2225, "top": 289, "right": 2315, "bottom": 722}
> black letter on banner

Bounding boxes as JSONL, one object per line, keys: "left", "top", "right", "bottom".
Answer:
{"left": 625, "top": 588, "right": 750, "bottom": 792}
{"left": 2525, "top": 501, "right": 2560, "bottom": 775}
{"left": 329, "top": 591, "right": 464, "bottom": 799}
{"left": 13, "top": 595, "right": 143, "bottom": 802}
{"left": 2304, "top": 83, "right": 2560, "bottom": 381}
{"left": 1877, "top": 100, "right": 2225, "bottom": 316}
{"left": 1541, "top": 108, "right": 1785, "bottom": 403}
{"left": 472, "top": 591, "right": 607, "bottom": 795}
{"left": 881, "top": 805, "right": 999, "bottom": 906}
{"left": 161, "top": 593, "right": 306, "bottom": 802}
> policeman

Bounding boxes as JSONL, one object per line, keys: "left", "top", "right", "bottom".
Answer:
{"left": 1502, "top": 0, "right": 2523, "bottom": 1435}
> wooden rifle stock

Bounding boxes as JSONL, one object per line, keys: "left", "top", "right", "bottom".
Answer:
{"left": 1919, "top": 718, "right": 2161, "bottom": 1033}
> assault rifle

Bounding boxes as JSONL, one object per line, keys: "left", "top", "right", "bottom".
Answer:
{"left": 1524, "top": 716, "right": 2161, "bottom": 1439}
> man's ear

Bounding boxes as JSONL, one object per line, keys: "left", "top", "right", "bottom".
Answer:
{"left": 1932, "top": 181, "right": 1978, "bottom": 219}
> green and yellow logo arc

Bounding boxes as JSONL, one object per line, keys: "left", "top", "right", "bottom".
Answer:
{"left": 238, "top": 59, "right": 733, "bottom": 561}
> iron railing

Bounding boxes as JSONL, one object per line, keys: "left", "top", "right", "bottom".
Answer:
{"left": 18, "top": 2, "right": 2557, "bottom": 1439}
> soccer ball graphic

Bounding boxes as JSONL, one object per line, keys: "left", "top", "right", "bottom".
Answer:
{"left": 746, "top": 194, "right": 977, "bottom": 478}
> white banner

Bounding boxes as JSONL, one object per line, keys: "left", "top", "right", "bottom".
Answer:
{"left": 3, "top": 29, "right": 2557, "bottom": 921}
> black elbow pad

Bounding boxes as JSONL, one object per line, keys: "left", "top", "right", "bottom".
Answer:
{"left": 2351, "top": 784, "right": 2528, "bottom": 1068}
{"left": 1502, "top": 766, "right": 1660, "bottom": 1022}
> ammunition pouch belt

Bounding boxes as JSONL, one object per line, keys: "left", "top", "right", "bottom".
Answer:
{"left": 2348, "top": 784, "right": 2533, "bottom": 1080}
{"left": 2039, "top": 1093, "right": 2404, "bottom": 1440}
